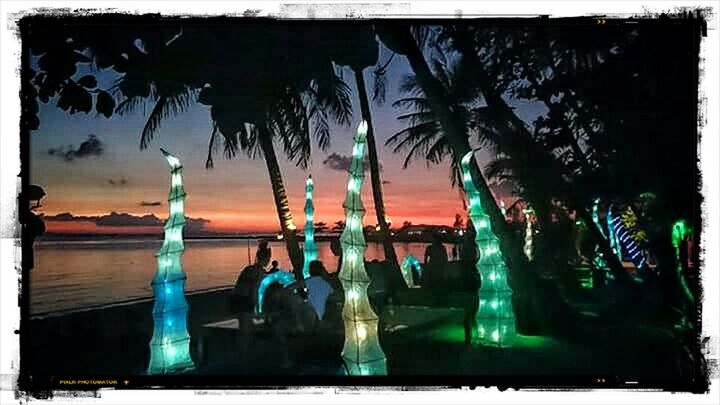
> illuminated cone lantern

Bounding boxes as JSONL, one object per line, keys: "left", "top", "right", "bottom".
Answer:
{"left": 401, "top": 254, "right": 422, "bottom": 287}
{"left": 256, "top": 271, "right": 296, "bottom": 315}
{"left": 523, "top": 208, "right": 534, "bottom": 262}
{"left": 591, "top": 198, "right": 605, "bottom": 238}
{"left": 147, "top": 149, "right": 194, "bottom": 374}
{"left": 590, "top": 198, "right": 611, "bottom": 281}
{"left": 339, "top": 121, "right": 387, "bottom": 375}
{"left": 607, "top": 205, "right": 622, "bottom": 261}
{"left": 302, "top": 176, "right": 318, "bottom": 279}
{"left": 460, "top": 150, "right": 516, "bottom": 347}
{"left": 671, "top": 219, "right": 694, "bottom": 303}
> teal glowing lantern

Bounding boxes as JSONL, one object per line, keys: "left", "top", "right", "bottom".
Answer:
{"left": 256, "top": 271, "right": 296, "bottom": 315}
{"left": 590, "top": 198, "right": 611, "bottom": 282}
{"left": 147, "top": 149, "right": 194, "bottom": 375}
{"left": 302, "top": 176, "right": 318, "bottom": 279}
{"left": 523, "top": 208, "right": 534, "bottom": 262}
{"left": 401, "top": 254, "right": 422, "bottom": 287}
{"left": 592, "top": 198, "right": 606, "bottom": 238}
{"left": 339, "top": 121, "right": 387, "bottom": 376}
{"left": 671, "top": 219, "right": 694, "bottom": 303}
{"left": 607, "top": 205, "right": 622, "bottom": 260}
{"left": 460, "top": 150, "right": 516, "bottom": 346}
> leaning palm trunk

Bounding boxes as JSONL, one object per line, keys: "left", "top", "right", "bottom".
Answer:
{"left": 400, "top": 40, "right": 528, "bottom": 278}
{"left": 257, "top": 131, "right": 304, "bottom": 278}
{"left": 377, "top": 25, "right": 559, "bottom": 334}
{"left": 449, "top": 28, "right": 632, "bottom": 284}
{"left": 354, "top": 69, "right": 401, "bottom": 275}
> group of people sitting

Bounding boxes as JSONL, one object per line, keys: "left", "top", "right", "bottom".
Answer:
{"left": 229, "top": 240, "right": 342, "bottom": 369}
{"left": 232, "top": 232, "right": 482, "bottom": 360}
{"left": 230, "top": 240, "right": 340, "bottom": 332}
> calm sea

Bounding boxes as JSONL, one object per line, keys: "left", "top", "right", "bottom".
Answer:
{"left": 30, "top": 238, "right": 437, "bottom": 316}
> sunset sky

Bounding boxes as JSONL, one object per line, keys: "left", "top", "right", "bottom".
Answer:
{"left": 30, "top": 46, "right": 545, "bottom": 235}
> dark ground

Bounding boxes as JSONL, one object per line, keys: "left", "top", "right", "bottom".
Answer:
{"left": 24, "top": 283, "right": 697, "bottom": 391}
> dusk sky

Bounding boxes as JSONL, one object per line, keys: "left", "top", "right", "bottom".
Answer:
{"left": 30, "top": 43, "right": 546, "bottom": 235}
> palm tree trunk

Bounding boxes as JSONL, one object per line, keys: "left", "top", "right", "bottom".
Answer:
{"left": 400, "top": 37, "right": 529, "bottom": 283}
{"left": 353, "top": 69, "right": 401, "bottom": 274}
{"left": 257, "top": 130, "right": 305, "bottom": 278}
{"left": 439, "top": 26, "right": 633, "bottom": 284}
{"left": 398, "top": 45, "right": 554, "bottom": 334}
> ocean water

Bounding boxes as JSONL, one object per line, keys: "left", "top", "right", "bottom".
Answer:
{"left": 30, "top": 238, "right": 438, "bottom": 316}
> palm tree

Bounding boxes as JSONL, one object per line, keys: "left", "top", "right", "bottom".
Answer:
{"left": 387, "top": 56, "right": 486, "bottom": 190}
{"left": 375, "top": 25, "right": 530, "bottom": 278}
{"left": 110, "top": 25, "right": 354, "bottom": 278}
{"left": 324, "top": 25, "right": 400, "bottom": 273}
{"left": 440, "top": 25, "right": 633, "bottom": 283}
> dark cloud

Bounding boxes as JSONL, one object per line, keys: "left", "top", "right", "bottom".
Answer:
{"left": 95, "top": 212, "right": 162, "bottom": 227}
{"left": 43, "top": 212, "right": 97, "bottom": 222}
{"left": 108, "top": 177, "right": 128, "bottom": 186}
{"left": 322, "top": 153, "right": 381, "bottom": 173}
{"left": 185, "top": 217, "right": 211, "bottom": 234}
{"left": 48, "top": 134, "right": 104, "bottom": 162}
{"left": 44, "top": 211, "right": 211, "bottom": 231}
{"left": 138, "top": 201, "right": 162, "bottom": 207}
{"left": 382, "top": 180, "right": 391, "bottom": 185}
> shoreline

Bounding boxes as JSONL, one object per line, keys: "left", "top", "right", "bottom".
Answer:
{"left": 29, "top": 285, "right": 234, "bottom": 320}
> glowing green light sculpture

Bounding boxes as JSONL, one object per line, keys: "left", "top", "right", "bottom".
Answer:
{"left": 672, "top": 219, "right": 694, "bottom": 303}
{"left": 256, "top": 271, "right": 296, "bottom": 315}
{"left": 607, "top": 205, "right": 622, "bottom": 261}
{"left": 339, "top": 121, "right": 387, "bottom": 376}
{"left": 301, "top": 176, "right": 318, "bottom": 279}
{"left": 147, "top": 149, "right": 194, "bottom": 375}
{"left": 523, "top": 208, "right": 534, "bottom": 262}
{"left": 401, "top": 254, "right": 422, "bottom": 287}
{"left": 609, "top": 209, "right": 647, "bottom": 270}
{"left": 460, "top": 150, "right": 516, "bottom": 347}
{"left": 590, "top": 198, "right": 612, "bottom": 283}
{"left": 592, "top": 198, "right": 605, "bottom": 238}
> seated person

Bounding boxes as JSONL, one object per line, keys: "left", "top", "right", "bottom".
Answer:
{"left": 304, "top": 260, "right": 334, "bottom": 322}
{"left": 230, "top": 240, "right": 271, "bottom": 313}
{"left": 268, "top": 260, "right": 280, "bottom": 274}
{"left": 424, "top": 232, "right": 448, "bottom": 267}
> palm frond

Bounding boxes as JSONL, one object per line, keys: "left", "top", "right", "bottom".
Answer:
{"left": 484, "top": 155, "right": 516, "bottom": 183}
{"left": 310, "top": 75, "right": 353, "bottom": 127}
{"left": 114, "top": 95, "right": 146, "bottom": 117}
{"left": 372, "top": 69, "right": 387, "bottom": 105}
{"left": 398, "top": 74, "right": 423, "bottom": 96}
{"left": 386, "top": 121, "right": 441, "bottom": 152}
{"left": 392, "top": 97, "right": 432, "bottom": 112}
{"left": 205, "top": 123, "right": 219, "bottom": 169}
{"left": 401, "top": 132, "right": 437, "bottom": 169}
{"left": 449, "top": 157, "right": 462, "bottom": 188}
{"left": 139, "top": 86, "right": 196, "bottom": 149}
{"left": 372, "top": 51, "right": 395, "bottom": 105}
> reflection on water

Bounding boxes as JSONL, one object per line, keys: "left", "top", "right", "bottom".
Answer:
{"left": 31, "top": 239, "right": 443, "bottom": 315}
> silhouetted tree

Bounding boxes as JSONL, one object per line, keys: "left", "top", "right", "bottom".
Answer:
{"left": 24, "top": 20, "right": 356, "bottom": 278}
{"left": 323, "top": 24, "right": 400, "bottom": 272}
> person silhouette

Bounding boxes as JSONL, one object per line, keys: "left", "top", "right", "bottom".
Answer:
{"left": 460, "top": 222, "right": 480, "bottom": 345}
{"left": 424, "top": 232, "right": 448, "bottom": 266}
{"left": 268, "top": 260, "right": 280, "bottom": 273}
{"left": 231, "top": 240, "right": 272, "bottom": 313}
